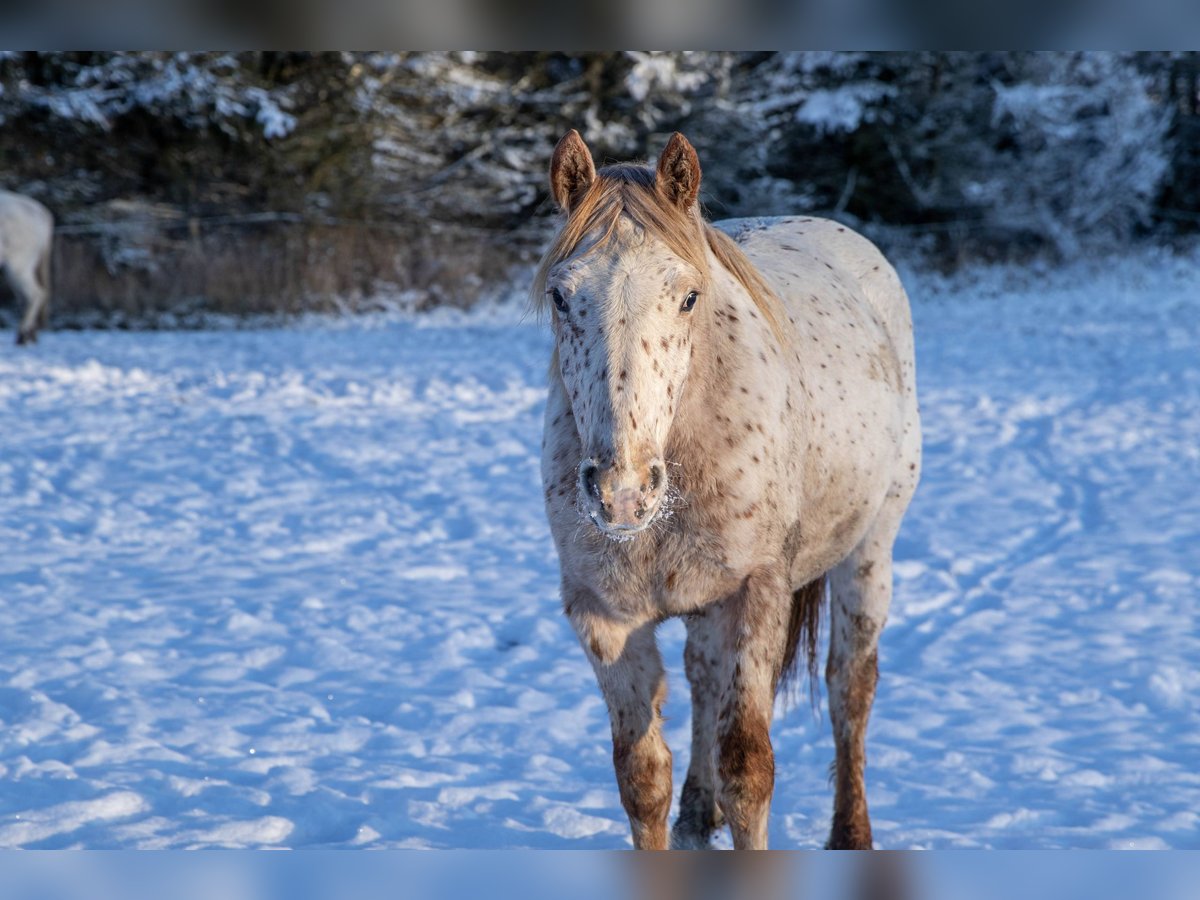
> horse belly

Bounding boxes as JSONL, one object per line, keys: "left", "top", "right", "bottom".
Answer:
{"left": 785, "top": 347, "right": 905, "bottom": 587}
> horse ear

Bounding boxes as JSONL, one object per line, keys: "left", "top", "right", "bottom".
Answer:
{"left": 656, "top": 132, "right": 701, "bottom": 209}
{"left": 550, "top": 129, "right": 596, "bottom": 213}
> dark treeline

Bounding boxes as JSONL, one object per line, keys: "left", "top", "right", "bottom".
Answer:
{"left": 1, "top": 52, "right": 1197, "bottom": 323}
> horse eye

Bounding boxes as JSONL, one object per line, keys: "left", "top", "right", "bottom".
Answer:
{"left": 551, "top": 289, "right": 569, "bottom": 313}
{"left": 681, "top": 291, "right": 699, "bottom": 312}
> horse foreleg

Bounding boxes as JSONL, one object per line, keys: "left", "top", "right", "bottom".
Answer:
{"left": 713, "top": 570, "right": 791, "bottom": 850}
{"left": 671, "top": 608, "right": 725, "bottom": 848}
{"left": 826, "top": 545, "right": 892, "bottom": 850}
{"left": 569, "top": 600, "right": 672, "bottom": 850}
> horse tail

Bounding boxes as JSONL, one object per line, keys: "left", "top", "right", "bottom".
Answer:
{"left": 777, "top": 574, "right": 827, "bottom": 706}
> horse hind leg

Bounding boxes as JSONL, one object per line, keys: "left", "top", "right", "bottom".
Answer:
{"left": 671, "top": 608, "right": 726, "bottom": 849}
{"left": 36, "top": 242, "right": 51, "bottom": 329}
{"left": 11, "top": 262, "right": 46, "bottom": 345}
{"left": 824, "top": 522, "right": 900, "bottom": 850}
{"left": 709, "top": 569, "right": 793, "bottom": 849}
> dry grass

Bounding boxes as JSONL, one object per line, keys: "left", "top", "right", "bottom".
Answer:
{"left": 30, "top": 218, "right": 536, "bottom": 328}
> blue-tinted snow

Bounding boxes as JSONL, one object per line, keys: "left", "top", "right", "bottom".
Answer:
{"left": 0, "top": 250, "right": 1197, "bottom": 848}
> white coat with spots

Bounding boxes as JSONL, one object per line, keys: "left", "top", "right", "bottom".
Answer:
{"left": 537, "top": 131, "right": 921, "bottom": 850}
{"left": 0, "top": 190, "right": 54, "bottom": 345}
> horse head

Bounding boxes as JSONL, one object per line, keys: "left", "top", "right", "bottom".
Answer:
{"left": 538, "top": 131, "right": 710, "bottom": 537}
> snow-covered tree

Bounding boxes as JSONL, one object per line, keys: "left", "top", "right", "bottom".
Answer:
{"left": 1, "top": 52, "right": 299, "bottom": 138}
{"left": 978, "top": 52, "right": 1171, "bottom": 255}
{"left": 0, "top": 52, "right": 1190, "bottom": 320}
{"left": 351, "top": 51, "right": 734, "bottom": 227}
{"left": 688, "top": 52, "right": 1176, "bottom": 256}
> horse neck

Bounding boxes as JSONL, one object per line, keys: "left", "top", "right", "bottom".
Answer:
{"left": 667, "top": 260, "right": 762, "bottom": 467}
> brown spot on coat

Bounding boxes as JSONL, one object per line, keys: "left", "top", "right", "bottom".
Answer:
{"left": 717, "top": 709, "right": 774, "bottom": 830}
{"left": 613, "top": 736, "right": 673, "bottom": 850}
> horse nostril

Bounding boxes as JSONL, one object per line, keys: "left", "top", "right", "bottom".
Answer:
{"left": 649, "top": 464, "right": 663, "bottom": 491}
{"left": 635, "top": 506, "right": 645, "bottom": 520}
{"left": 583, "top": 464, "right": 599, "bottom": 498}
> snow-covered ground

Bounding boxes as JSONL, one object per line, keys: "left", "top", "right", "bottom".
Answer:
{"left": 0, "top": 249, "right": 1197, "bottom": 849}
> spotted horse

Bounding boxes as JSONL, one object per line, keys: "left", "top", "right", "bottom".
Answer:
{"left": 536, "top": 130, "right": 921, "bottom": 850}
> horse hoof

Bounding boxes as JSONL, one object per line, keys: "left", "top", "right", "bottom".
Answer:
{"left": 669, "top": 829, "right": 715, "bottom": 850}
{"left": 825, "top": 835, "right": 875, "bottom": 850}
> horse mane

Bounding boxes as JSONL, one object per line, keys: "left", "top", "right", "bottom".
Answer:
{"left": 530, "top": 164, "right": 785, "bottom": 341}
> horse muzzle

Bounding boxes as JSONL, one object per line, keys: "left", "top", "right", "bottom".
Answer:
{"left": 578, "top": 457, "right": 667, "bottom": 535}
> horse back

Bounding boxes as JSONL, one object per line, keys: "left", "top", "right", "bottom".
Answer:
{"left": 714, "top": 216, "right": 914, "bottom": 378}
{"left": 0, "top": 190, "right": 54, "bottom": 230}
{"left": 0, "top": 190, "right": 54, "bottom": 264}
